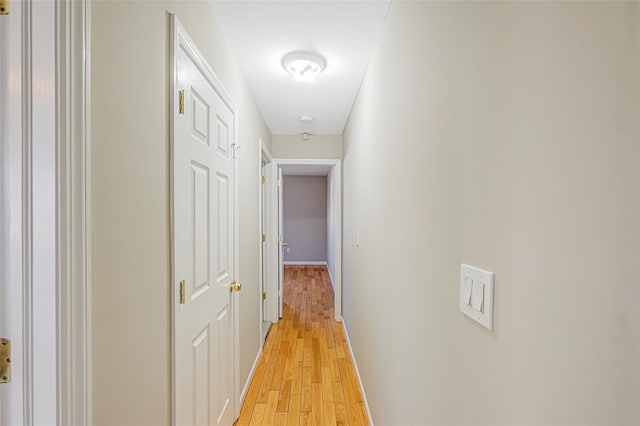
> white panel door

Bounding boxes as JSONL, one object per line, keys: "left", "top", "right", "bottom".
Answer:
{"left": 263, "top": 162, "right": 278, "bottom": 323}
{"left": 0, "top": 5, "right": 23, "bottom": 424}
{"left": 277, "top": 168, "right": 284, "bottom": 318}
{"left": 173, "top": 18, "right": 237, "bottom": 426}
{"left": 261, "top": 162, "right": 268, "bottom": 321}
{"left": 1, "top": 1, "right": 59, "bottom": 424}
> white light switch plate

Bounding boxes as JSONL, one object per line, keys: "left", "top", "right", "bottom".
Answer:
{"left": 460, "top": 264, "right": 494, "bottom": 330}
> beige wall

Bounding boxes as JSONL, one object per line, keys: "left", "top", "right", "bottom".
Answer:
{"left": 343, "top": 2, "right": 640, "bottom": 425}
{"left": 91, "top": 2, "right": 270, "bottom": 424}
{"left": 272, "top": 134, "right": 342, "bottom": 159}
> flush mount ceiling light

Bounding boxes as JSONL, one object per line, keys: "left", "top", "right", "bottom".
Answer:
{"left": 282, "top": 51, "right": 327, "bottom": 83}
{"left": 299, "top": 115, "right": 313, "bottom": 124}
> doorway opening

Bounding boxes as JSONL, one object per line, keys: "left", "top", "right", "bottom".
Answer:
{"left": 280, "top": 170, "right": 329, "bottom": 267}
{"left": 261, "top": 158, "right": 342, "bottom": 336}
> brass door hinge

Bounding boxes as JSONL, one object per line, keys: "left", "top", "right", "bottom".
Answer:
{"left": 179, "top": 280, "right": 186, "bottom": 304}
{"left": 262, "top": 292, "right": 267, "bottom": 300}
{"left": 0, "top": 339, "right": 11, "bottom": 384}
{"left": 178, "top": 90, "right": 185, "bottom": 115}
{"left": 261, "top": 176, "right": 265, "bottom": 184}
{"left": 261, "top": 234, "right": 266, "bottom": 242}
{"left": 229, "top": 280, "right": 242, "bottom": 293}
{"left": 0, "top": 0, "right": 9, "bottom": 15}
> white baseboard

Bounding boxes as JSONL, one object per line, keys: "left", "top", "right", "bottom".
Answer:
{"left": 283, "top": 260, "right": 328, "bottom": 266}
{"left": 239, "top": 347, "right": 262, "bottom": 405}
{"left": 327, "top": 266, "right": 335, "bottom": 290}
{"left": 342, "top": 320, "right": 374, "bottom": 426}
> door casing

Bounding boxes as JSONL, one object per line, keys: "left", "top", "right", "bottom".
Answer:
{"left": 268, "top": 159, "right": 343, "bottom": 322}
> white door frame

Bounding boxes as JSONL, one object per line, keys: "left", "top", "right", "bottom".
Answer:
{"left": 170, "top": 15, "right": 241, "bottom": 423}
{"left": 0, "top": 0, "right": 91, "bottom": 424}
{"left": 58, "top": 0, "right": 92, "bottom": 424}
{"left": 271, "top": 159, "right": 343, "bottom": 322}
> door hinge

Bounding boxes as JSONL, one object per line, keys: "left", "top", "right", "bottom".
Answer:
{"left": 178, "top": 90, "right": 185, "bottom": 115}
{"left": 278, "top": 234, "right": 283, "bottom": 242}
{"left": 229, "top": 280, "right": 242, "bottom": 293}
{"left": 278, "top": 290, "right": 283, "bottom": 298}
{"left": 262, "top": 292, "right": 267, "bottom": 300}
{"left": 261, "top": 176, "right": 265, "bottom": 184}
{"left": 179, "top": 280, "right": 186, "bottom": 304}
{"left": 261, "top": 234, "right": 266, "bottom": 242}
{"left": 0, "top": 0, "right": 9, "bottom": 15}
{"left": 0, "top": 339, "right": 11, "bottom": 384}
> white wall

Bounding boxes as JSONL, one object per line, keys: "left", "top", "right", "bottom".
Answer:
{"left": 343, "top": 2, "right": 640, "bottom": 425}
{"left": 272, "top": 134, "right": 342, "bottom": 159}
{"left": 91, "top": 2, "right": 270, "bottom": 424}
{"left": 283, "top": 176, "right": 327, "bottom": 262}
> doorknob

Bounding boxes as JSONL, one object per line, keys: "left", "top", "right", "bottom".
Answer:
{"left": 282, "top": 242, "right": 289, "bottom": 247}
{"left": 229, "top": 280, "right": 242, "bottom": 293}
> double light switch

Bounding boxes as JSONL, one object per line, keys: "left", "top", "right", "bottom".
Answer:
{"left": 460, "top": 264, "right": 494, "bottom": 330}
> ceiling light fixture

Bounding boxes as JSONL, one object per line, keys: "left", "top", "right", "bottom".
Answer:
{"left": 282, "top": 50, "right": 327, "bottom": 83}
{"left": 299, "top": 115, "right": 313, "bottom": 124}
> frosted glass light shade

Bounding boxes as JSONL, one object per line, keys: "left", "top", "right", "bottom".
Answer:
{"left": 282, "top": 51, "right": 327, "bottom": 83}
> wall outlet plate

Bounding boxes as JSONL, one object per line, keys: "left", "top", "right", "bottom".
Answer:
{"left": 459, "top": 264, "right": 494, "bottom": 330}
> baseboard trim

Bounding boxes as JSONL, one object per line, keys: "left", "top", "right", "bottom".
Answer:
{"left": 327, "top": 266, "right": 335, "bottom": 291}
{"left": 239, "top": 347, "right": 262, "bottom": 406}
{"left": 283, "top": 261, "right": 328, "bottom": 266}
{"left": 342, "top": 320, "right": 374, "bottom": 426}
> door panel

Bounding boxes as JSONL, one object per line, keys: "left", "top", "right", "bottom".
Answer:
{"left": 173, "top": 19, "right": 236, "bottom": 426}
{"left": 216, "top": 116, "right": 230, "bottom": 157}
{"left": 213, "top": 305, "right": 231, "bottom": 424}
{"left": 216, "top": 172, "right": 230, "bottom": 284}
{"left": 192, "top": 161, "right": 211, "bottom": 299}
{"left": 192, "top": 325, "right": 211, "bottom": 425}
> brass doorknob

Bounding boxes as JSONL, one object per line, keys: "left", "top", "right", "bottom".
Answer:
{"left": 229, "top": 280, "right": 242, "bottom": 293}
{"left": 282, "top": 242, "right": 289, "bottom": 247}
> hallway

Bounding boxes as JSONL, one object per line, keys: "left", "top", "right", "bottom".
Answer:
{"left": 235, "top": 266, "right": 368, "bottom": 425}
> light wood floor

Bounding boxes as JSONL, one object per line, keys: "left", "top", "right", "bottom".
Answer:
{"left": 234, "top": 266, "right": 369, "bottom": 426}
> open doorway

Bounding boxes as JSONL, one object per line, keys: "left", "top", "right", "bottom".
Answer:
{"left": 261, "top": 159, "right": 342, "bottom": 329}
{"left": 280, "top": 169, "right": 330, "bottom": 267}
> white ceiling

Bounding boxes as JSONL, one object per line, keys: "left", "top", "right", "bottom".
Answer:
{"left": 211, "top": 1, "right": 391, "bottom": 135}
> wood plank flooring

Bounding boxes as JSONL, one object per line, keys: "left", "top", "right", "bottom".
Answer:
{"left": 235, "top": 266, "right": 369, "bottom": 426}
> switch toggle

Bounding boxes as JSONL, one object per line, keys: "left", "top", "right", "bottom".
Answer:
{"left": 471, "top": 281, "right": 484, "bottom": 312}
{"left": 463, "top": 277, "right": 473, "bottom": 305}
